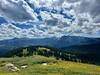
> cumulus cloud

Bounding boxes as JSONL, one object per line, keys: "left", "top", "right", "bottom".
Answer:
{"left": 0, "top": 0, "right": 38, "bottom": 22}
{"left": 64, "top": 0, "right": 100, "bottom": 35}
{"left": 0, "top": 23, "right": 36, "bottom": 40}
{"left": 0, "top": 0, "right": 100, "bottom": 40}
{"left": 74, "top": 0, "right": 100, "bottom": 23}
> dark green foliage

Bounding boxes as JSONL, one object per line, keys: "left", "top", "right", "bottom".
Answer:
{"left": 3, "top": 45, "right": 100, "bottom": 65}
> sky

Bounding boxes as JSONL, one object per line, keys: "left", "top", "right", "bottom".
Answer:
{"left": 0, "top": 0, "right": 100, "bottom": 40}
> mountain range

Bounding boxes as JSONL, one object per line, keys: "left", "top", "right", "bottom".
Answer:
{"left": 0, "top": 36, "right": 100, "bottom": 55}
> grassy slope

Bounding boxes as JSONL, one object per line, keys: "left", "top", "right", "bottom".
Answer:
{"left": 0, "top": 55, "right": 100, "bottom": 75}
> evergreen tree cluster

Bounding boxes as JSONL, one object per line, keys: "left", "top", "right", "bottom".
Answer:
{"left": 5, "top": 46, "right": 100, "bottom": 65}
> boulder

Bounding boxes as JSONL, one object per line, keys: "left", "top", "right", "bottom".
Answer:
{"left": 5, "top": 63, "right": 20, "bottom": 72}
{"left": 21, "top": 65, "right": 28, "bottom": 69}
{"left": 42, "top": 63, "right": 47, "bottom": 66}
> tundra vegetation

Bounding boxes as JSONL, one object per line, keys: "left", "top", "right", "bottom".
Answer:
{"left": 0, "top": 46, "right": 100, "bottom": 75}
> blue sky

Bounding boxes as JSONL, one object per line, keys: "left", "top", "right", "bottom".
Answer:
{"left": 0, "top": 0, "right": 100, "bottom": 40}
{"left": 0, "top": 17, "right": 7, "bottom": 24}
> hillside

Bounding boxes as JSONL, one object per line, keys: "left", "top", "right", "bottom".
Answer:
{"left": 61, "top": 43, "right": 100, "bottom": 53}
{"left": 0, "top": 45, "right": 99, "bottom": 65}
{"left": 0, "top": 55, "right": 100, "bottom": 75}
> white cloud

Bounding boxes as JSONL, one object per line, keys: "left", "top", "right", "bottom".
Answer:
{"left": 65, "top": 0, "right": 100, "bottom": 35}
{"left": 0, "top": 0, "right": 100, "bottom": 40}
{"left": 0, "top": 0, "right": 38, "bottom": 23}
{"left": 74, "top": 0, "right": 100, "bottom": 23}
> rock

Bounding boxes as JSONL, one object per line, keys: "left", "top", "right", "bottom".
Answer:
{"left": 21, "top": 65, "right": 28, "bottom": 69}
{"left": 42, "top": 63, "right": 47, "bottom": 66}
{"left": 5, "top": 63, "right": 20, "bottom": 72}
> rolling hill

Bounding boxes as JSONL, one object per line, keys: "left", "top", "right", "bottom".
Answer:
{"left": 0, "top": 55, "right": 100, "bottom": 75}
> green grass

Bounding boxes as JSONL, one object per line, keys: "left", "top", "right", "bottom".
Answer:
{"left": 0, "top": 55, "right": 100, "bottom": 75}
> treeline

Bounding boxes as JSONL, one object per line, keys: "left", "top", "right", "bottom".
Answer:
{"left": 5, "top": 46, "right": 100, "bottom": 65}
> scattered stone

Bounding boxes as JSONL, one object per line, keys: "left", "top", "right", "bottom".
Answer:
{"left": 5, "top": 63, "right": 20, "bottom": 72}
{"left": 21, "top": 65, "right": 28, "bottom": 69}
{"left": 42, "top": 63, "right": 47, "bottom": 66}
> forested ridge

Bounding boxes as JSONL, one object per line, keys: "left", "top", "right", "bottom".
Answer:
{"left": 3, "top": 45, "right": 100, "bottom": 65}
